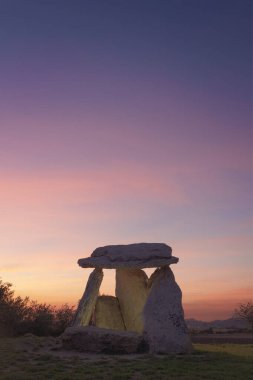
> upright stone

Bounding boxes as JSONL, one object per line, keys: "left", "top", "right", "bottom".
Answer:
{"left": 116, "top": 268, "right": 148, "bottom": 333}
{"left": 73, "top": 268, "right": 103, "bottom": 327}
{"left": 94, "top": 295, "right": 125, "bottom": 331}
{"left": 143, "top": 266, "right": 192, "bottom": 353}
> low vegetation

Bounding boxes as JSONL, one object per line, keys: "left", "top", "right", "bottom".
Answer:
{"left": 0, "top": 336, "right": 252, "bottom": 380}
{"left": 1, "top": 278, "right": 253, "bottom": 379}
{"left": 0, "top": 279, "right": 75, "bottom": 337}
{"left": 234, "top": 302, "right": 253, "bottom": 333}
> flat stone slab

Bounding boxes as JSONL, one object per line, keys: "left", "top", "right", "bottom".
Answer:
{"left": 92, "top": 243, "right": 172, "bottom": 260}
{"left": 78, "top": 255, "right": 178, "bottom": 269}
{"left": 78, "top": 243, "right": 177, "bottom": 269}
{"left": 62, "top": 326, "right": 148, "bottom": 354}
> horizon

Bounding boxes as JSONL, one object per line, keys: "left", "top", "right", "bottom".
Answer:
{"left": 1, "top": 0, "right": 252, "bottom": 322}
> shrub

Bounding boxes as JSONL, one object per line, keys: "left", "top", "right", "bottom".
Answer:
{"left": 234, "top": 302, "right": 253, "bottom": 333}
{"left": 0, "top": 278, "right": 75, "bottom": 336}
{"left": 53, "top": 303, "right": 75, "bottom": 335}
{"left": 0, "top": 279, "right": 30, "bottom": 336}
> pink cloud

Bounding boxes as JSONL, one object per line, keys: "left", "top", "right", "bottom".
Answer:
{"left": 0, "top": 165, "right": 186, "bottom": 208}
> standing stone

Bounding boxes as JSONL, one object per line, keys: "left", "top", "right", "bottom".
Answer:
{"left": 116, "top": 268, "right": 148, "bottom": 333}
{"left": 143, "top": 266, "right": 192, "bottom": 353}
{"left": 73, "top": 268, "right": 103, "bottom": 327}
{"left": 94, "top": 295, "right": 125, "bottom": 331}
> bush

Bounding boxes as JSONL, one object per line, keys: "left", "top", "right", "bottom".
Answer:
{"left": 0, "top": 280, "right": 30, "bottom": 336}
{"left": 0, "top": 278, "right": 75, "bottom": 337}
{"left": 54, "top": 304, "right": 75, "bottom": 336}
{"left": 234, "top": 302, "right": 253, "bottom": 333}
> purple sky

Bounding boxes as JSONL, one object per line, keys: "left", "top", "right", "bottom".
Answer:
{"left": 0, "top": 0, "right": 252, "bottom": 320}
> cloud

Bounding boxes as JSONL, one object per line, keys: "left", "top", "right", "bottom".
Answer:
{"left": 0, "top": 164, "right": 186, "bottom": 208}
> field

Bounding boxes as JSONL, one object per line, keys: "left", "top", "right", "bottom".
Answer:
{"left": 0, "top": 335, "right": 253, "bottom": 380}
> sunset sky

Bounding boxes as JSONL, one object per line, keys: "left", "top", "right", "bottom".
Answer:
{"left": 0, "top": 0, "right": 252, "bottom": 321}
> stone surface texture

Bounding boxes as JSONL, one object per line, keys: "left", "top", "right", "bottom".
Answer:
{"left": 143, "top": 266, "right": 192, "bottom": 354}
{"left": 94, "top": 295, "right": 125, "bottom": 331}
{"left": 78, "top": 255, "right": 178, "bottom": 269}
{"left": 62, "top": 326, "right": 148, "bottom": 354}
{"left": 78, "top": 243, "right": 178, "bottom": 269}
{"left": 73, "top": 268, "right": 103, "bottom": 327}
{"left": 116, "top": 269, "right": 148, "bottom": 333}
{"left": 73, "top": 243, "right": 191, "bottom": 355}
{"left": 92, "top": 243, "right": 172, "bottom": 260}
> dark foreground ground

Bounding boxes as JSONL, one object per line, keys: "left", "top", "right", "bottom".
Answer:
{"left": 0, "top": 335, "right": 252, "bottom": 380}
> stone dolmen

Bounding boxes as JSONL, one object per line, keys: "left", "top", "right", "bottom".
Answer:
{"left": 62, "top": 243, "right": 192, "bottom": 354}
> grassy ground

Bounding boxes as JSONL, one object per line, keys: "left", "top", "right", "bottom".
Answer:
{"left": 0, "top": 336, "right": 252, "bottom": 380}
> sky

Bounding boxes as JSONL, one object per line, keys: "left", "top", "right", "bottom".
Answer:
{"left": 0, "top": 0, "right": 252, "bottom": 321}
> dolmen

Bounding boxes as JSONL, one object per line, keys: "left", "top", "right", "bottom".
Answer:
{"left": 62, "top": 243, "right": 192, "bottom": 354}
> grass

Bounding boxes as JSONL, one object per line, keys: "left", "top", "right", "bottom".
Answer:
{"left": 0, "top": 337, "right": 253, "bottom": 380}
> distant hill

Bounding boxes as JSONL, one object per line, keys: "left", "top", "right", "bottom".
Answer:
{"left": 186, "top": 318, "right": 248, "bottom": 330}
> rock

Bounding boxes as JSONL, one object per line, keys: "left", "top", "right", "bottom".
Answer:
{"left": 92, "top": 243, "right": 172, "bottom": 260}
{"left": 147, "top": 267, "right": 162, "bottom": 290}
{"left": 143, "top": 266, "right": 192, "bottom": 354}
{"left": 73, "top": 268, "right": 103, "bottom": 327}
{"left": 78, "top": 242, "right": 177, "bottom": 269}
{"left": 116, "top": 269, "right": 148, "bottom": 333}
{"left": 62, "top": 326, "right": 148, "bottom": 354}
{"left": 94, "top": 295, "right": 125, "bottom": 331}
{"left": 78, "top": 255, "right": 178, "bottom": 269}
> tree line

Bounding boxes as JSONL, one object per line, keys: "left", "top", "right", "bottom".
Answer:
{"left": 0, "top": 279, "right": 75, "bottom": 337}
